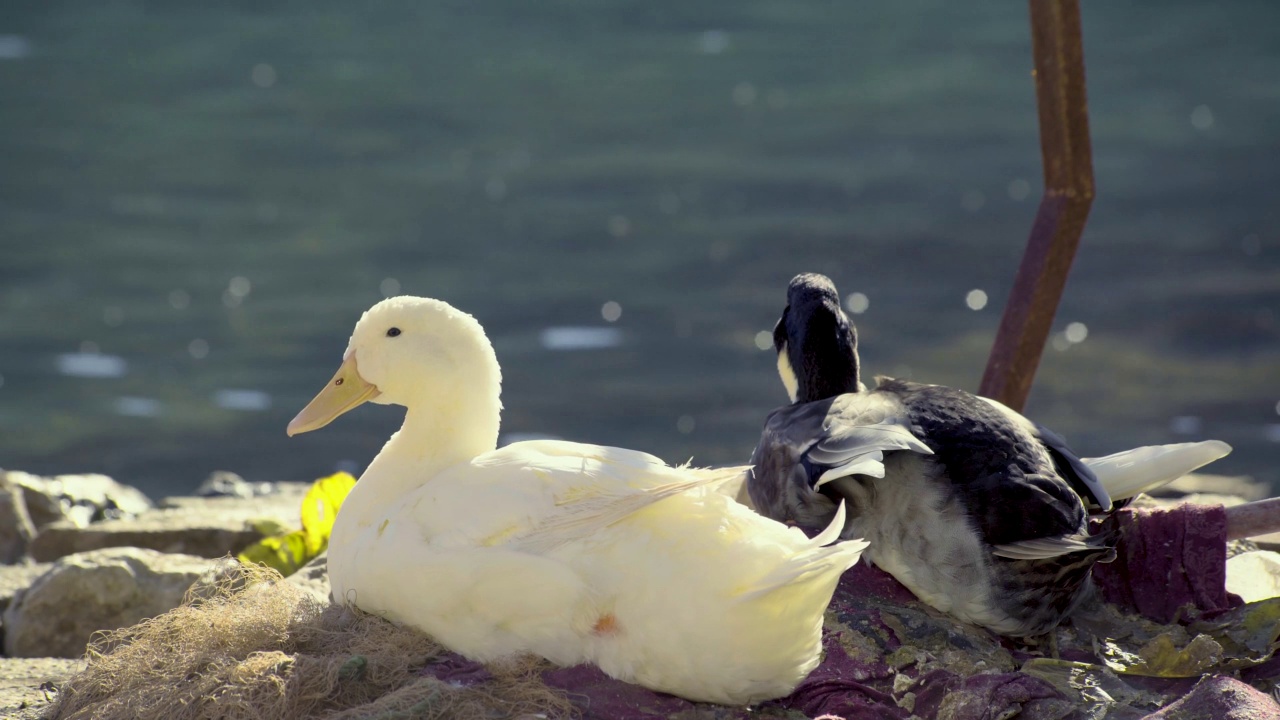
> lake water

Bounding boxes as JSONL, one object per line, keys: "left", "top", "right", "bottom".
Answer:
{"left": 1, "top": 1, "right": 1277, "bottom": 500}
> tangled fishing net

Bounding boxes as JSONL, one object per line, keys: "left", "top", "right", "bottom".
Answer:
{"left": 44, "top": 561, "right": 574, "bottom": 720}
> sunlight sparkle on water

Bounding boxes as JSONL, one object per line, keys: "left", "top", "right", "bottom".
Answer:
{"left": 56, "top": 352, "right": 127, "bottom": 379}
{"left": 380, "top": 278, "right": 401, "bottom": 297}
{"left": 1065, "top": 322, "right": 1088, "bottom": 343}
{"left": 214, "top": 389, "right": 272, "bottom": 412}
{"left": 608, "top": 216, "right": 631, "bottom": 238}
{"left": 601, "top": 301, "right": 622, "bottom": 323}
{"left": 251, "top": 63, "right": 277, "bottom": 88}
{"left": 0, "top": 35, "right": 31, "bottom": 60}
{"left": 845, "top": 292, "right": 869, "bottom": 314}
{"left": 168, "top": 290, "right": 190, "bottom": 310}
{"left": 1007, "top": 178, "right": 1031, "bottom": 201}
{"left": 965, "top": 290, "right": 988, "bottom": 310}
{"left": 677, "top": 415, "right": 696, "bottom": 434}
{"left": 697, "top": 30, "right": 729, "bottom": 55}
{"left": 223, "top": 276, "right": 251, "bottom": 308}
{"left": 188, "top": 339, "right": 210, "bottom": 360}
{"left": 754, "top": 331, "right": 772, "bottom": 351}
{"left": 114, "top": 397, "right": 161, "bottom": 417}
{"left": 1170, "top": 416, "right": 1202, "bottom": 436}
{"left": 539, "top": 327, "right": 622, "bottom": 351}
{"left": 228, "top": 276, "right": 251, "bottom": 298}
{"left": 1190, "top": 105, "right": 1214, "bottom": 130}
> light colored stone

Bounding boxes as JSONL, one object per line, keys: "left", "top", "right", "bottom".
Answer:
{"left": 0, "top": 657, "right": 83, "bottom": 719}
{"left": 2, "top": 470, "right": 153, "bottom": 529}
{"left": 193, "top": 470, "right": 274, "bottom": 499}
{"left": 0, "top": 563, "right": 51, "bottom": 616}
{"left": 28, "top": 482, "right": 311, "bottom": 563}
{"left": 1226, "top": 550, "right": 1280, "bottom": 603}
{"left": 0, "top": 481, "right": 35, "bottom": 564}
{"left": 3, "top": 547, "right": 213, "bottom": 658}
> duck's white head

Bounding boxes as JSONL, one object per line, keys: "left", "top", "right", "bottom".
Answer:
{"left": 287, "top": 296, "right": 502, "bottom": 436}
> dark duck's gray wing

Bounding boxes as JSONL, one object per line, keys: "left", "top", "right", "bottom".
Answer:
{"left": 749, "top": 391, "right": 932, "bottom": 531}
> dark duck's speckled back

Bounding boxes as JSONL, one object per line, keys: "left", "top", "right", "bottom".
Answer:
{"left": 749, "top": 273, "right": 1231, "bottom": 637}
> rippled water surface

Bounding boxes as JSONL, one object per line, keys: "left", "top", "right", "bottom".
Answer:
{"left": 1, "top": 1, "right": 1278, "bottom": 498}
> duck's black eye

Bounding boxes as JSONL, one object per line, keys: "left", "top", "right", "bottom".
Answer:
{"left": 386, "top": 327, "right": 402, "bottom": 338}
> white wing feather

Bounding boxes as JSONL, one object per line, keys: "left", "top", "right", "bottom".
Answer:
{"left": 1083, "top": 440, "right": 1232, "bottom": 502}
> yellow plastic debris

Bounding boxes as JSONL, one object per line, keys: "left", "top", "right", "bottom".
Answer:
{"left": 237, "top": 472, "right": 357, "bottom": 576}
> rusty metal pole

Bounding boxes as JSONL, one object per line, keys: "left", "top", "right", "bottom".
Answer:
{"left": 979, "top": 0, "right": 1096, "bottom": 411}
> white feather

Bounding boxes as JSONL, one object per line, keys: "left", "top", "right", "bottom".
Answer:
{"left": 816, "top": 451, "right": 886, "bottom": 486}
{"left": 1083, "top": 440, "right": 1232, "bottom": 501}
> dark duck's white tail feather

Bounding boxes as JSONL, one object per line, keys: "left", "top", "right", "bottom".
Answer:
{"left": 1083, "top": 440, "right": 1233, "bottom": 503}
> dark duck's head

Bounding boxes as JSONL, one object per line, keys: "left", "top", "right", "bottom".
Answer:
{"left": 774, "top": 273, "right": 863, "bottom": 404}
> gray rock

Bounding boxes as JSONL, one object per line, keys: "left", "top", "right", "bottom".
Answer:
{"left": 193, "top": 470, "right": 273, "bottom": 499}
{"left": 2, "top": 547, "right": 212, "bottom": 658}
{"left": 2, "top": 470, "right": 153, "bottom": 529}
{"left": 0, "top": 657, "right": 83, "bottom": 719}
{"left": 0, "top": 563, "right": 52, "bottom": 617}
{"left": 0, "top": 481, "right": 35, "bottom": 564}
{"left": 28, "top": 482, "right": 311, "bottom": 563}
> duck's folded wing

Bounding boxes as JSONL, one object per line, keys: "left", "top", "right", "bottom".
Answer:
{"left": 748, "top": 393, "right": 933, "bottom": 522}
{"left": 510, "top": 465, "right": 748, "bottom": 554}
{"left": 806, "top": 393, "right": 932, "bottom": 486}
{"left": 809, "top": 417, "right": 934, "bottom": 486}
{"left": 474, "top": 440, "right": 750, "bottom": 554}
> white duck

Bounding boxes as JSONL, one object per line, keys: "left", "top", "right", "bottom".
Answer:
{"left": 286, "top": 296, "right": 868, "bottom": 705}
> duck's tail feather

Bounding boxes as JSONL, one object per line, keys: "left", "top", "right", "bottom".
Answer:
{"left": 738, "top": 502, "right": 867, "bottom": 600}
{"left": 1082, "top": 440, "right": 1232, "bottom": 503}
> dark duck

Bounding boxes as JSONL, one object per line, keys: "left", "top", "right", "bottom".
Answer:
{"left": 748, "top": 273, "right": 1232, "bottom": 637}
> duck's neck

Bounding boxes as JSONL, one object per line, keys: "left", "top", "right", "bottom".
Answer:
{"left": 361, "top": 387, "right": 502, "bottom": 497}
{"left": 792, "top": 319, "right": 863, "bottom": 403}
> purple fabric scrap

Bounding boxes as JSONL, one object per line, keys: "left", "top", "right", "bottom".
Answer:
{"left": 1093, "top": 503, "right": 1241, "bottom": 624}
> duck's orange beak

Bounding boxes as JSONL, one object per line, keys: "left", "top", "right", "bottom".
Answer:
{"left": 287, "top": 352, "right": 381, "bottom": 436}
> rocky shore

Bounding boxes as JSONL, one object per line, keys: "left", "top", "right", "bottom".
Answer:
{"left": 0, "top": 470, "right": 329, "bottom": 718}
{"left": 0, "top": 467, "right": 1275, "bottom": 719}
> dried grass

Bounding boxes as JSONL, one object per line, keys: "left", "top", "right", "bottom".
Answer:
{"left": 45, "top": 561, "right": 575, "bottom": 720}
